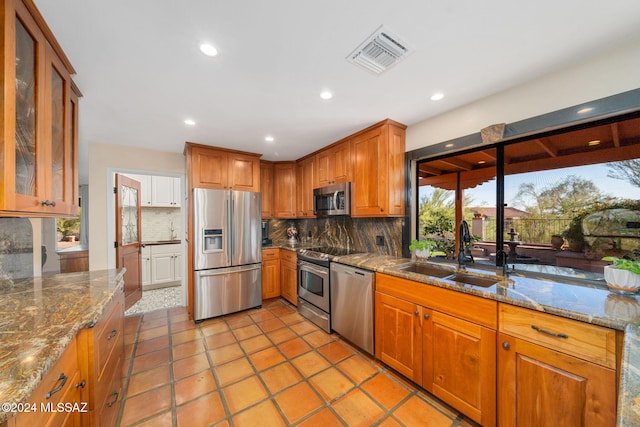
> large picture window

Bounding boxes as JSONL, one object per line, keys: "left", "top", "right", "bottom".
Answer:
{"left": 415, "top": 115, "right": 640, "bottom": 275}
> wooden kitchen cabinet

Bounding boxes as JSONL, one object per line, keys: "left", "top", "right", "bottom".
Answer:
{"left": 352, "top": 120, "right": 406, "bottom": 217}
{"left": 260, "top": 161, "right": 274, "bottom": 218}
{"left": 77, "top": 284, "right": 124, "bottom": 427}
{"left": 273, "top": 162, "right": 297, "bottom": 218}
{"left": 315, "top": 139, "right": 351, "bottom": 187}
{"left": 497, "top": 303, "right": 617, "bottom": 427}
{"left": 375, "top": 291, "right": 423, "bottom": 383}
{"left": 261, "top": 248, "right": 280, "bottom": 299}
{"left": 1, "top": 0, "right": 80, "bottom": 217}
{"left": 296, "top": 155, "right": 315, "bottom": 218}
{"left": 185, "top": 143, "right": 261, "bottom": 192}
{"left": 11, "top": 337, "right": 83, "bottom": 427}
{"left": 375, "top": 272, "right": 497, "bottom": 426}
{"left": 280, "top": 250, "right": 297, "bottom": 306}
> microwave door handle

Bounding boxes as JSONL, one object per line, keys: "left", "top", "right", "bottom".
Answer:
{"left": 333, "top": 191, "right": 338, "bottom": 211}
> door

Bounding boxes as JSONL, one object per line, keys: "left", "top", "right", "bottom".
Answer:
{"left": 115, "top": 174, "right": 142, "bottom": 309}
{"left": 231, "top": 191, "right": 261, "bottom": 266}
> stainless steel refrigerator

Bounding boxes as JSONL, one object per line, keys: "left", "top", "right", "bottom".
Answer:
{"left": 193, "top": 188, "right": 262, "bottom": 321}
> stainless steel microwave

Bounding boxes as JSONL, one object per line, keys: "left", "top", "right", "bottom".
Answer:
{"left": 313, "top": 182, "right": 351, "bottom": 217}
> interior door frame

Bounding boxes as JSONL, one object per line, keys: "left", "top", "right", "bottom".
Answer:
{"left": 107, "top": 168, "right": 187, "bottom": 307}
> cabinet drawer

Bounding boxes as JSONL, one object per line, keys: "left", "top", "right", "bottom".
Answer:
{"left": 14, "top": 339, "right": 80, "bottom": 427}
{"left": 280, "top": 250, "right": 297, "bottom": 263}
{"left": 96, "top": 356, "right": 123, "bottom": 427}
{"left": 95, "top": 297, "right": 124, "bottom": 381}
{"left": 498, "top": 303, "right": 616, "bottom": 369}
{"left": 262, "top": 248, "right": 279, "bottom": 258}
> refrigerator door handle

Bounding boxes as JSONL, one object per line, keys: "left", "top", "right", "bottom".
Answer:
{"left": 226, "top": 196, "right": 232, "bottom": 265}
{"left": 196, "top": 264, "right": 261, "bottom": 277}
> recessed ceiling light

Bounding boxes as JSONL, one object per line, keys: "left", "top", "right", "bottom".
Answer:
{"left": 184, "top": 119, "right": 196, "bottom": 126}
{"left": 445, "top": 143, "right": 454, "bottom": 148}
{"left": 265, "top": 136, "right": 274, "bottom": 143}
{"left": 588, "top": 140, "right": 601, "bottom": 146}
{"left": 320, "top": 91, "right": 333, "bottom": 100}
{"left": 199, "top": 43, "right": 218, "bottom": 57}
{"left": 577, "top": 107, "right": 593, "bottom": 114}
{"left": 430, "top": 93, "right": 444, "bottom": 101}
{"left": 477, "top": 160, "right": 486, "bottom": 164}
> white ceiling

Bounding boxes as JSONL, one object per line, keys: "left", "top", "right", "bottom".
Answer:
{"left": 33, "top": 0, "right": 640, "bottom": 184}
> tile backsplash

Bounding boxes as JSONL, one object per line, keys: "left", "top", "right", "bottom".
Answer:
{"left": 141, "top": 207, "right": 181, "bottom": 242}
{"left": 266, "top": 217, "right": 405, "bottom": 257}
{"left": 0, "top": 218, "right": 34, "bottom": 280}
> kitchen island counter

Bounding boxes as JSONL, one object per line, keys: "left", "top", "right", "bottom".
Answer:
{"left": 0, "top": 269, "right": 125, "bottom": 423}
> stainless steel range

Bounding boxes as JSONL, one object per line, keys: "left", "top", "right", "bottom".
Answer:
{"left": 297, "top": 247, "right": 361, "bottom": 332}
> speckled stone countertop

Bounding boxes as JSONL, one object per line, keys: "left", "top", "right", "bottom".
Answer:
{"left": 0, "top": 269, "right": 125, "bottom": 423}
{"left": 331, "top": 253, "right": 640, "bottom": 426}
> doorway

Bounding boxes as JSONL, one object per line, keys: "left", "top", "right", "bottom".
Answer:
{"left": 108, "top": 169, "right": 187, "bottom": 314}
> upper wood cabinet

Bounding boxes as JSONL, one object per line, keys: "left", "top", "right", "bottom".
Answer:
{"left": 352, "top": 120, "right": 406, "bottom": 217}
{"left": 185, "top": 143, "right": 261, "bottom": 192}
{"left": 273, "top": 162, "right": 296, "bottom": 218}
{"left": 0, "top": 0, "right": 80, "bottom": 216}
{"left": 260, "top": 161, "right": 274, "bottom": 218}
{"left": 296, "top": 156, "right": 315, "bottom": 218}
{"left": 315, "top": 139, "right": 351, "bottom": 187}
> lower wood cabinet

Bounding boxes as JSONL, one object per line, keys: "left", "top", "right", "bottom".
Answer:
{"left": 77, "top": 284, "right": 125, "bottom": 427}
{"left": 497, "top": 303, "right": 617, "bottom": 427}
{"left": 280, "top": 250, "right": 297, "bottom": 306}
{"left": 375, "top": 273, "right": 496, "bottom": 427}
{"left": 261, "top": 248, "right": 280, "bottom": 299}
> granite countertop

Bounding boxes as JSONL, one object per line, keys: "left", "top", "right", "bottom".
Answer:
{"left": 0, "top": 269, "right": 125, "bottom": 423}
{"left": 330, "top": 253, "right": 640, "bottom": 426}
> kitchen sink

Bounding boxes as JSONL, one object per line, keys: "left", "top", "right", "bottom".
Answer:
{"left": 393, "top": 263, "right": 453, "bottom": 278}
{"left": 446, "top": 273, "right": 498, "bottom": 288}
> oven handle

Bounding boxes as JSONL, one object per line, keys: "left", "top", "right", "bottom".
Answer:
{"left": 298, "top": 260, "right": 329, "bottom": 279}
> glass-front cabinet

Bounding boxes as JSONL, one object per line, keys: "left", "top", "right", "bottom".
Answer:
{"left": 1, "top": 0, "right": 79, "bottom": 216}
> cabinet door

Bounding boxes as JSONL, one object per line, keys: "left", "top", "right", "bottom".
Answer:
{"left": 125, "top": 174, "right": 152, "bottom": 206}
{"left": 189, "top": 146, "right": 228, "bottom": 189}
{"left": 425, "top": 311, "right": 496, "bottom": 426}
{"left": 141, "top": 246, "right": 151, "bottom": 286}
{"left": 151, "top": 176, "right": 176, "bottom": 207}
{"left": 262, "top": 258, "right": 280, "bottom": 299}
{"left": 352, "top": 127, "right": 387, "bottom": 216}
{"left": 151, "top": 251, "right": 175, "bottom": 284}
{"left": 296, "top": 157, "right": 315, "bottom": 218}
{"left": 172, "top": 176, "right": 182, "bottom": 207}
{"left": 173, "top": 251, "right": 183, "bottom": 282}
{"left": 260, "top": 161, "right": 274, "bottom": 218}
{"left": 374, "top": 292, "right": 422, "bottom": 383}
{"left": 280, "top": 260, "right": 297, "bottom": 306}
{"left": 273, "top": 162, "right": 296, "bottom": 218}
{"left": 228, "top": 152, "right": 260, "bottom": 192}
{"left": 498, "top": 333, "right": 616, "bottom": 427}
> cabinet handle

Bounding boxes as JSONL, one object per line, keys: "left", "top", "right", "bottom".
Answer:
{"left": 106, "top": 391, "right": 119, "bottom": 407}
{"left": 107, "top": 329, "right": 118, "bottom": 340}
{"left": 414, "top": 310, "right": 419, "bottom": 316}
{"left": 45, "top": 373, "right": 68, "bottom": 399}
{"left": 423, "top": 313, "right": 430, "bottom": 320}
{"left": 41, "top": 200, "right": 57, "bottom": 207}
{"left": 380, "top": 208, "right": 384, "bottom": 212}
{"left": 75, "top": 379, "right": 86, "bottom": 389}
{"left": 531, "top": 325, "right": 569, "bottom": 339}
{"left": 502, "top": 341, "right": 511, "bottom": 350}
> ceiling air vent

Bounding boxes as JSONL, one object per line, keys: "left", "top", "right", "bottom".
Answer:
{"left": 347, "top": 25, "right": 412, "bottom": 75}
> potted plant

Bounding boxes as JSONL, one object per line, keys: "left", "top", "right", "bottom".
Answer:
{"left": 602, "top": 256, "right": 640, "bottom": 293}
{"left": 550, "top": 234, "right": 564, "bottom": 250}
{"left": 409, "top": 239, "right": 436, "bottom": 260}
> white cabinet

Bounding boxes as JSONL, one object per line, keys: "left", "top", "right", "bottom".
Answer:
{"left": 141, "top": 245, "right": 151, "bottom": 286}
{"left": 149, "top": 244, "right": 182, "bottom": 286}
{"left": 122, "top": 174, "right": 181, "bottom": 207}
{"left": 151, "top": 176, "right": 181, "bottom": 207}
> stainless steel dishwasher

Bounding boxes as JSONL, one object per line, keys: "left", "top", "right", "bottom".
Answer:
{"left": 330, "top": 262, "right": 375, "bottom": 355}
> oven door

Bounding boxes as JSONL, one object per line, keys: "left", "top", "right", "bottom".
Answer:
{"left": 297, "top": 260, "right": 329, "bottom": 312}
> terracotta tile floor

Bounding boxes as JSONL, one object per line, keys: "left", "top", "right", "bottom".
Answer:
{"left": 117, "top": 298, "right": 479, "bottom": 427}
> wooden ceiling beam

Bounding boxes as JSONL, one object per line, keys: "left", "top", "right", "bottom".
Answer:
{"left": 418, "top": 164, "right": 443, "bottom": 176}
{"left": 611, "top": 123, "right": 621, "bottom": 148}
{"left": 534, "top": 138, "right": 558, "bottom": 157}
{"left": 439, "top": 157, "right": 474, "bottom": 171}
{"left": 478, "top": 151, "right": 497, "bottom": 161}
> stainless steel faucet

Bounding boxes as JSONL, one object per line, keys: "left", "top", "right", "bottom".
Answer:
{"left": 458, "top": 220, "right": 474, "bottom": 268}
{"left": 496, "top": 249, "right": 509, "bottom": 277}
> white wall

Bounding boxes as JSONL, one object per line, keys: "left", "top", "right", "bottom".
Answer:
{"left": 406, "top": 40, "right": 640, "bottom": 151}
{"left": 88, "top": 143, "right": 185, "bottom": 270}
